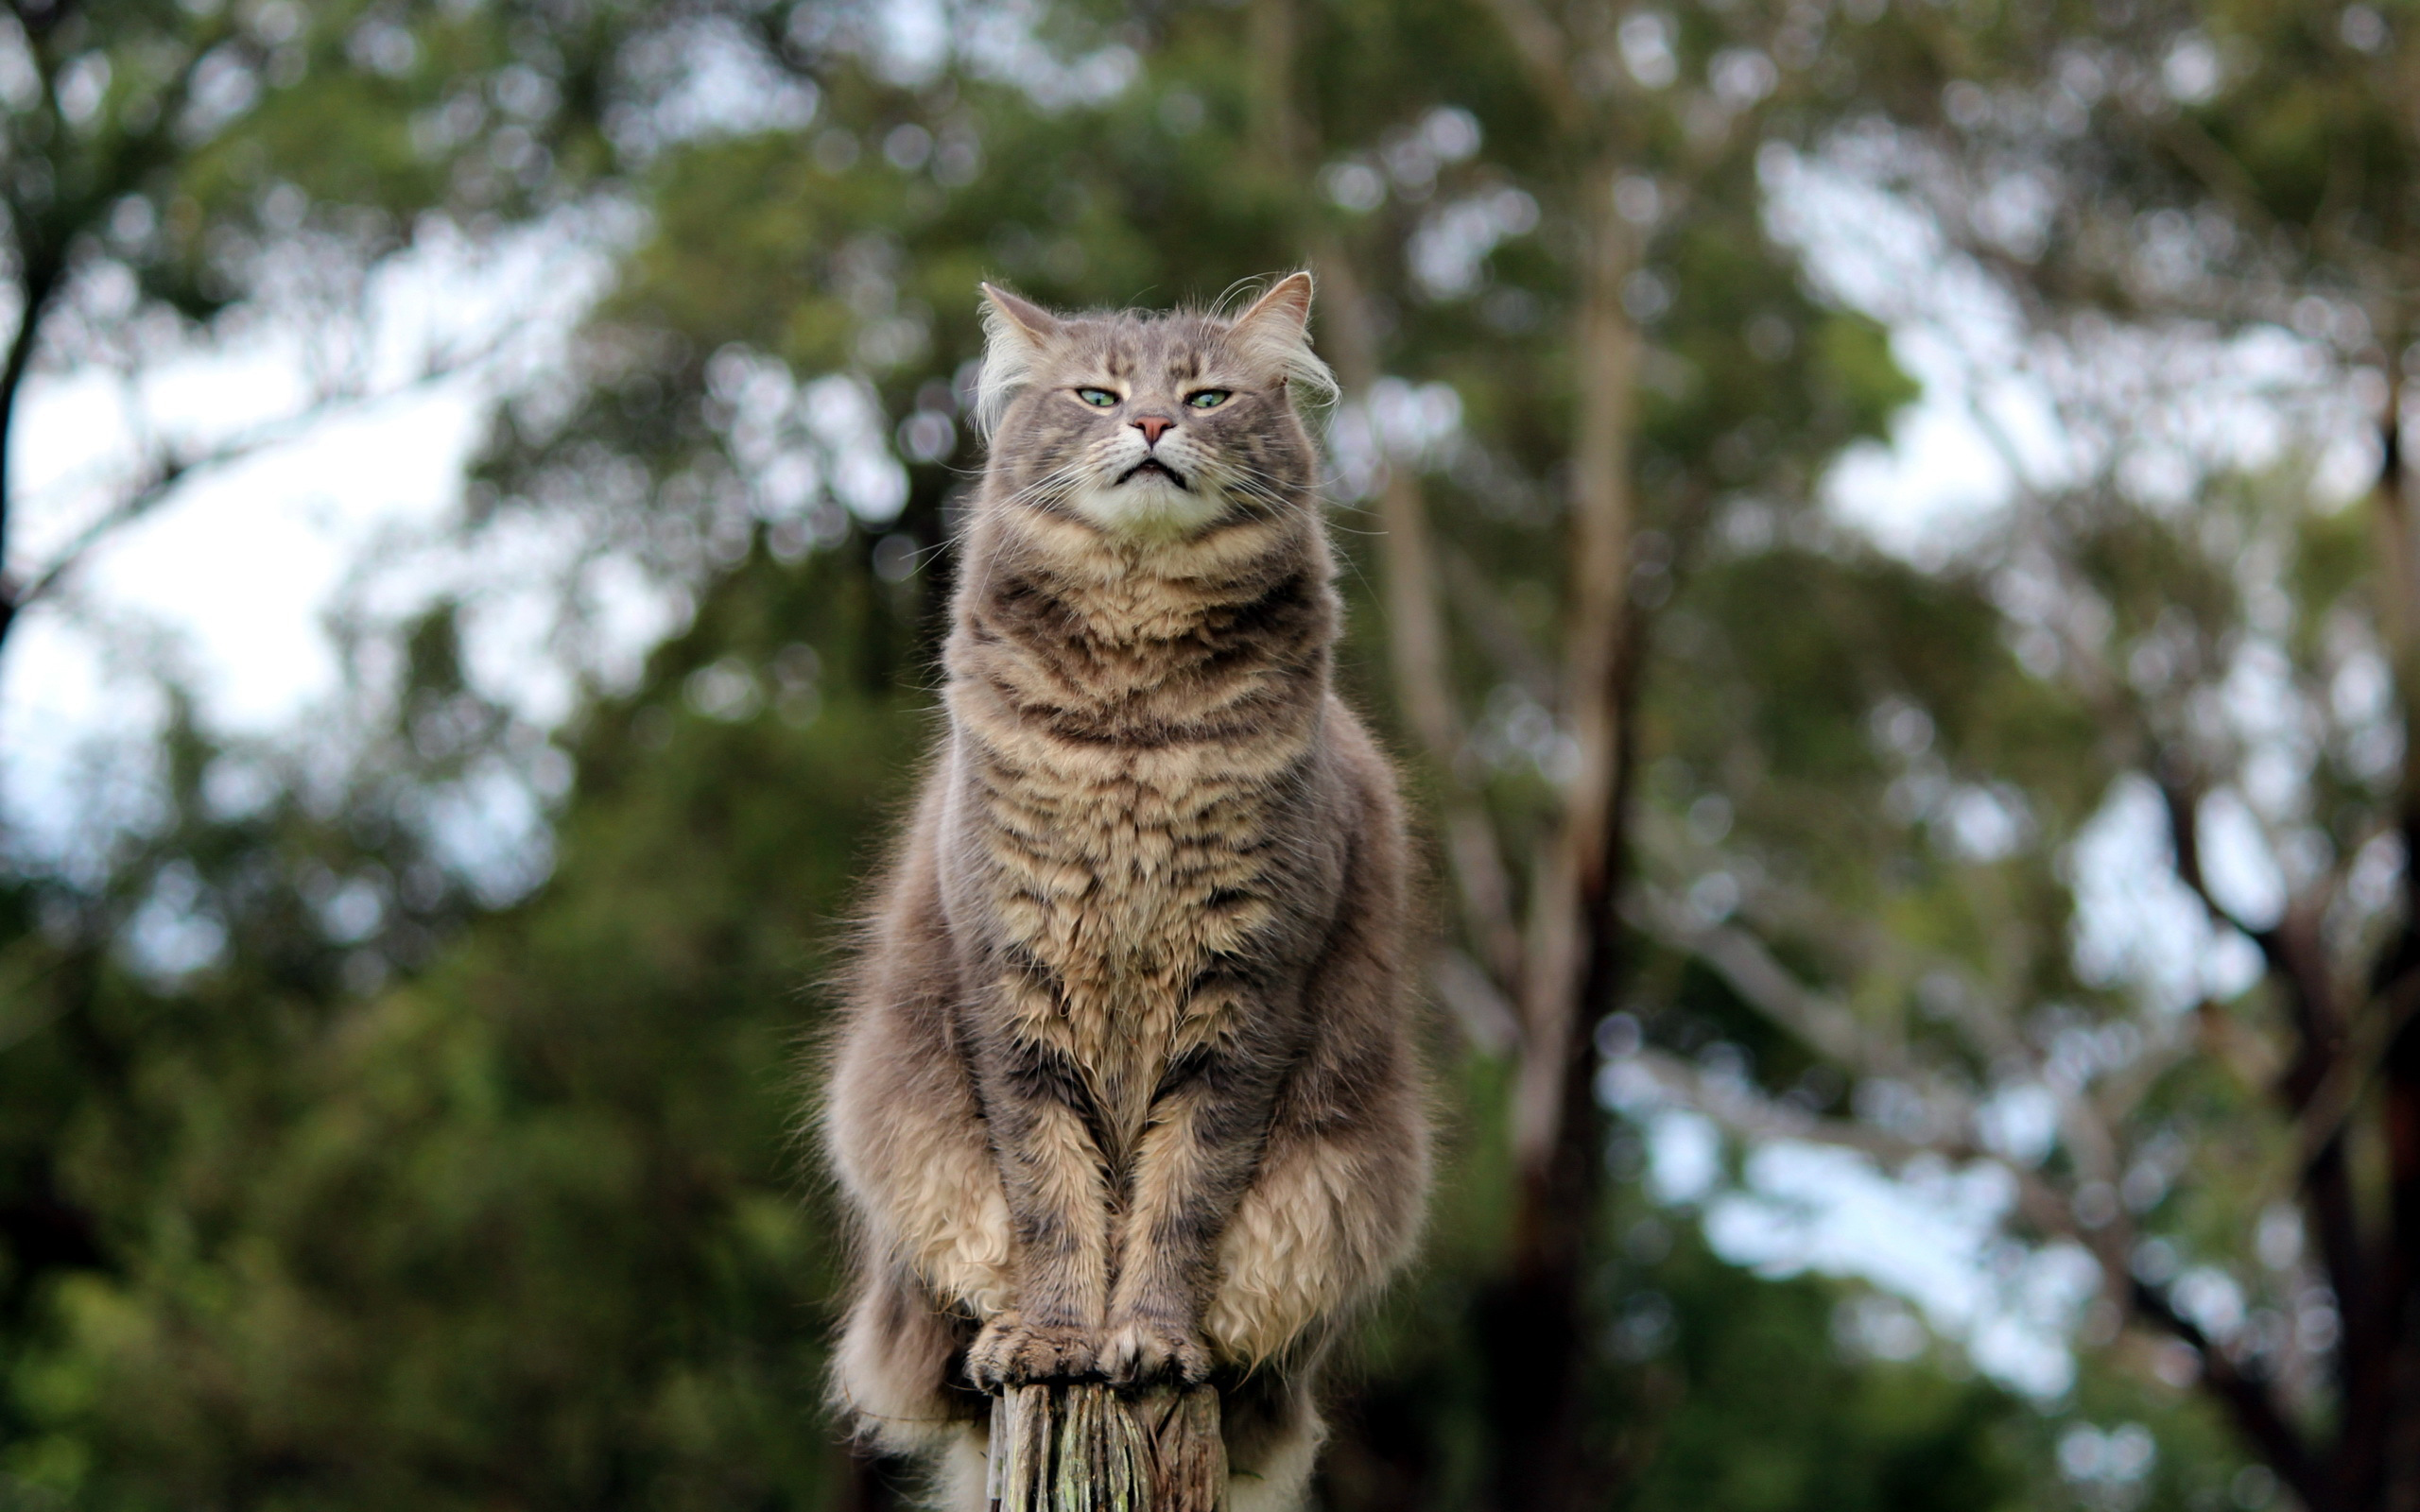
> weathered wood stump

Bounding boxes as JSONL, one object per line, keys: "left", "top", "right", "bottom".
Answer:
{"left": 986, "top": 1383, "right": 1224, "bottom": 1512}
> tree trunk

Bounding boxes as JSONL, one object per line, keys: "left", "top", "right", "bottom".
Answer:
{"left": 0, "top": 242, "right": 64, "bottom": 651}
{"left": 1479, "top": 151, "right": 1644, "bottom": 1512}
{"left": 2370, "top": 368, "right": 2420, "bottom": 1512}
{"left": 1242, "top": 5, "right": 1647, "bottom": 1503}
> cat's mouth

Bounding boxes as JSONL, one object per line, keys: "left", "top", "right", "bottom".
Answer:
{"left": 1115, "top": 456, "right": 1189, "bottom": 490}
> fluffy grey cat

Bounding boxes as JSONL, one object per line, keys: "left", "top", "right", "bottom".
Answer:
{"left": 820, "top": 273, "right": 1430, "bottom": 1511}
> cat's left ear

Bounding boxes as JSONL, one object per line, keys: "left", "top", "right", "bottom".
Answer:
{"left": 1229, "top": 272, "right": 1336, "bottom": 404}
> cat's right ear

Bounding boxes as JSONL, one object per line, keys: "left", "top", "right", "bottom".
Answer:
{"left": 976, "top": 284, "right": 1062, "bottom": 438}
{"left": 980, "top": 283, "right": 1063, "bottom": 345}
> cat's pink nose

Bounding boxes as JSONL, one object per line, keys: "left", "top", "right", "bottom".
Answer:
{"left": 1133, "top": 416, "right": 1173, "bottom": 445}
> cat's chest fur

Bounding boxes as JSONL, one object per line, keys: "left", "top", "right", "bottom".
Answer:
{"left": 946, "top": 560, "right": 1328, "bottom": 1148}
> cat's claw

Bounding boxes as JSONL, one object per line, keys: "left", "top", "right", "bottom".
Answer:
{"left": 1102, "top": 1318, "right": 1214, "bottom": 1387}
{"left": 967, "top": 1315, "right": 1102, "bottom": 1389}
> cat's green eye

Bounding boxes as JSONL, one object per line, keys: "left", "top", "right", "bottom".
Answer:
{"left": 1186, "top": 389, "right": 1231, "bottom": 409}
{"left": 1077, "top": 387, "right": 1119, "bottom": 407}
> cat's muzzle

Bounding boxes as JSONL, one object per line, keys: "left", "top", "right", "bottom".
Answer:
{"left": 1115, "top": 456, "right": 1190, "bottom": 490}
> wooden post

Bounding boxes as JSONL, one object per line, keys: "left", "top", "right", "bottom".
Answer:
{"left": 986, "top": 1383, "right": 1225, "bottom": 1512}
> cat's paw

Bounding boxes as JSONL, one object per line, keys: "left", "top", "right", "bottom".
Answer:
{"left": 966, "top": 1314, "right": 1102, "bottom": 1389}
{"left": 1101, "top": 1315, "right": 1213, "bottom": 1387}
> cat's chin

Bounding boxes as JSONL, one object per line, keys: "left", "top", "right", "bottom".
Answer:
{"left": 1069, "top": 480, "right": 1226, "bottom": 541}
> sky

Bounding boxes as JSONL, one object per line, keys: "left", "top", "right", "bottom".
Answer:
{"left": 0, "top": 215, "right": 626, "bottom": 863}
{"left": 0, "top": 77, "right": 2376, "bottom": 1410}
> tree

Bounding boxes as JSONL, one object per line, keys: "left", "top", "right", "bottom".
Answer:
{"left": 1591, "top": 6, "right": 2420, "bottom": 1510}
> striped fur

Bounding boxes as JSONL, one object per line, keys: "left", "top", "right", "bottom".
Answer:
{"left": 821, "top": 275, "right": 1430, "bottom": 1510}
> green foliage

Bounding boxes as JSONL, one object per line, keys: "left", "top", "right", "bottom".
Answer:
{"left": 1623, "top": 1237, "right": 2028, "bottom": 1512}
{"left": 3, "top": 546, "right": 918, "bottom": 1508}
{"left": 17, "top": 1, "right": 2360, "bottom": 1509}
{"left": 8, "top": 0, "right": 629, "bottom": 341}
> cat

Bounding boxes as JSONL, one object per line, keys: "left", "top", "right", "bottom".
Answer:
{"left": 820, "top": 272, "right": 1430, "bottom": 1512}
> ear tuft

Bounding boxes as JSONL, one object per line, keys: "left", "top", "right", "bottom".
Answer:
{"left": 1226, "top": 271, "right": 1336, "bottom": 407}
{"left": 975, "top": 283, "right": 1064, "bottom": 438}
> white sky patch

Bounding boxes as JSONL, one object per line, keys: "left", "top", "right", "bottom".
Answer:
{"left": 1765, "top": 148, "right": 2035, "bottom": 561}
{"left": 870, "top": 0, "right": 952, "bottom": 84}
{"left": 1407, "top": 186, "right": 1539, "bottom": 300}
{"left": 2068, "top": 775, "right": 2265, "bottom": 1011}
{"left": 950, "top": 0, "right": 1139, "bottom": 111}
{"left": 1770, "top": 140, "right": 2359, "bottom": 570}
{"left": 33, "top": 380, "right": 485, "bottom": 730}
{"left": 345, "top": 495, "right": 695, "bottom": 737}
{"left": 0, "top": 211, "right": 623, "bottom": 866}
{"left": 1974, "top": 1080, "right": 2061, "bottom": 1166}
{"left": 2197, "top": 785, "right": 2289, "bottom": 926}
{"left": 1326, "top": 377, "right": 1464, "bottom": 501}
{"left": 1643, "top": 1107, "right": 1723, "bottom": 1204}
{"left": 613, "top": 15, "right": 822, "bottom": 161}
{"left": 1607, "top": 1060, "right": 2098, "bottom": 1398}
{"left": 1705, "top": 1143, "right": 2097, "bottom": 1397}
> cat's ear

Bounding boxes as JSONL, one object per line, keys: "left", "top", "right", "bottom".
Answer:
{"left": 1233, "top": 271, "right": 1314, "bottom": 338}
{"left": 1227, "top": 272, "right": 1337, "bottom": 406}
{"left": 980, "top": 283, "right": 1063, "bottom": 345}
{"left": 975, "top": 284, "right": 1063, "bottom": 438}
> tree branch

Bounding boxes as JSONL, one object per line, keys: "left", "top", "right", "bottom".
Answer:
{"left": 1439, "top": 543, "right": 1555, "bottom": 700}
{"left": 1626, "top": 886, "right": 1892, "bottom": 1075}
{"left": 6, "top": 341, "right": 503, "bottom": 641}
{"left": 1433, "top": 947, "right": 1522, "bottom": 1055}
{"left": 1614, "top": 1046, "right": 1955, "bottom": 1164}
{"left": 1642, "top": 1032, "right": 2334, "bottom": 1512}
{"left": 1512, "top": 149, "right": 1641, "bottom": 1169}
{"left": 2156, "top": 778, "right": 2292, "bottom": 975}
{"left": 0, "top": 11, "right": 242, "bottom": 649}
{"left": 2130, "top": 1281, "right": 2337, "bottom": 1512}
{"left": 0, "top": 243, "right": 68, "bottom": 645}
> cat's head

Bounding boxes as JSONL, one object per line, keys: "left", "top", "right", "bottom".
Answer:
{"left": 973, "top": 274, "right": 1337, "bottom": 541}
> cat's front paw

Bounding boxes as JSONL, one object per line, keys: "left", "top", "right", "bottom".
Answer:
{"left": 966, "top": 1314, "right": 1102, "bottom": 1389}
{"left": 1101, "top": 1315, "right": 1213, "bottom": 1387}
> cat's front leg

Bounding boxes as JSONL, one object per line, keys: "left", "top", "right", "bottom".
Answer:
{"left": 1103, "top": 1051, "right": 1278, "bottom": 1386}
{"left": 962, "top": 1028, "right": 1116, "bottom": 1389}
{"left": 1201, "top": 846, "right": 1429, "bottom": 1368}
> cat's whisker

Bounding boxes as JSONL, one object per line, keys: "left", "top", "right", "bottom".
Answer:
{"left": 1001, "top": 455, "right": 1094, "bottom": 507}
{"left": 966, "top": 454, "right": 1096, "bottom": 610}
{"left": 1209, "top": 457, "right": 1325, "bottom": 506}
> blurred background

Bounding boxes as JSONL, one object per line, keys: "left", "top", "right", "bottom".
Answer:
{"left": 1, "top": 1, "right": 2414, "bottom": 1509}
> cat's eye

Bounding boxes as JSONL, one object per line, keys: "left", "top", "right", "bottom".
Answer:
{"left": 1186, "top": 389, "right": 1231, "bottom": 409}
{"left": 1076, "top": 387, "right": 1119, "bottom": 407}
